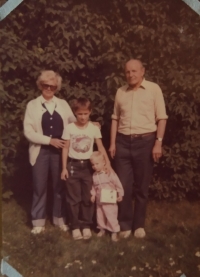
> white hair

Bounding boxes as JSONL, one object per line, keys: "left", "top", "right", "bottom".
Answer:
{"left": 36, "top": 70, "right": 62, "bottom": 91}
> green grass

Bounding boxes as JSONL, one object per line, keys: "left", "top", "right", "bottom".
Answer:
{"left": 2, "top": 199, "right": 200, "bottom": 277}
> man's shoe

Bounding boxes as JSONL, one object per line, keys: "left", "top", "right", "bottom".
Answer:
{"left": 58, "top": 224, "right": 69, "bottom": 232}
{"left": 72, "top": 229, "right": 83, "bottom": 240}
{"left": 120, "top": 230, "right": 131, "bottom": 238}
{"left": 134, "top": 228, "right": 146, "bottom": 238}
{"left": 82, "top": 228, "right": 92, "bottom": 240}
{"left": 31, "top": 226, "right": 45, "bottom": 234}
{"left": 97, "top": 229, "right": 105, "bottom": 237}
{"left": 111, "top": 233, "right": 119, "bottom": 242}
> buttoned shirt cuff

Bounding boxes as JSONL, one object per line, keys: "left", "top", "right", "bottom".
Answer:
{"left": 111, "top": 114, "right": 119, "bottom": 120}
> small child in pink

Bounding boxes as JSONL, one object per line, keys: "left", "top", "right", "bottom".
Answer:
{"left": 90, "top": 151, "right": 124, "bottom": 242}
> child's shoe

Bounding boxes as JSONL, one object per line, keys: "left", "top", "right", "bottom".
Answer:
{"left": 120, "top": 230, "right": 131, "bottom": 239}
{"left": 134, "top": 228, "right": 146, "bottom": 238}
{"left": 82, "top": 228, "right": 92, "bottom": 240}
{"left": 97, "top": 229, "right": 105, "bottom": 237}
{"left": 72, "top": 229, "right": 83, "bottom": 240}
{"left": 111, "top": 232, "right": 118, "bottom": 242}
{"left": 31, "top": 226, "right": 45, "bottom": 234}
{"left": 58, "top": 224, "right": 69, "bottom": 232}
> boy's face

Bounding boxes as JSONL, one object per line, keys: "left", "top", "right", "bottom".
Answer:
{"left": 74, "top": 108, "right": 91, "bottom": 125}
{"left": 91, "top": 157, "right": 105, "bottom": 172}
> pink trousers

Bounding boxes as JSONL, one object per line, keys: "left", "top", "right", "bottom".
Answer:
{"left": 96, "top": 203, "right": 120, "bottom": 232}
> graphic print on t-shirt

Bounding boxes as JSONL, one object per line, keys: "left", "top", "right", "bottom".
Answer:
{"left": 72, "top": 134, "right": 92, "bottom": 153}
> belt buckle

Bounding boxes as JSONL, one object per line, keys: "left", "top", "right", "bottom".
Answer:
{"left": 80, "top": 160, "right": 84, "bottom": 163}
{"left": 131, "top": 134, "right": 139, "bottom": 138}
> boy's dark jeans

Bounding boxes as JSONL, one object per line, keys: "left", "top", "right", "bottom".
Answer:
{"left": 65, "top": 159, "right": 94, "bottom": 230}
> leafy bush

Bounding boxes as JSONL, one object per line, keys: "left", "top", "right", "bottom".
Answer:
{"left": 1, "top": 0, "right": 200, "bottom": 200}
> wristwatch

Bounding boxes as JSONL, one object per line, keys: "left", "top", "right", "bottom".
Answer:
{"left": 156, "top": 137, "right": 163, "bottom": 142}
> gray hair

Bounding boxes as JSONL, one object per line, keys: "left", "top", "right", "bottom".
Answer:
{"left": 36, "top": 70, "right": 62, "bottom": 92}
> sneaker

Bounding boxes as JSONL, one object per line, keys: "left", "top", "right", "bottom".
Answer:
{"left": 82, "top": 228, "right": 92, "bottom": 240}
{"left": 31, "top": 226, "right": 45, "bottom": 234}
{"left": 120, "top": 230, "right": 131, "bottom": 239}
{"left": 97, "top": 229, "right": 105, "bottom": 237}
{"left": 72, "top": 229, "right": 83, "bottom": 240}
{"left": 134, "top": 228, "right": 146, "bottom": 238}
{"left": 111, "top": 233, "right": 118, "bottom": 242}
{"left": 58, "top": 224, "right": 69, "bottom": 232}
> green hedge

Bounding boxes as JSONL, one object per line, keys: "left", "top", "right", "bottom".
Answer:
{"left": 1, "top": 0, "right": 200, "bottom": 200}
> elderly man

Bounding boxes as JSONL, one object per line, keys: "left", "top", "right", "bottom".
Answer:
{"left": 109, "top": 59, "right": 168, "bottom": 238}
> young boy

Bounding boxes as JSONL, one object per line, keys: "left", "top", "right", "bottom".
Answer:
{"left": 90, "top": 151, "right": 124, "bottom": 242}
{"left": 61, "top": 97, "right": 112, "bottom": 240}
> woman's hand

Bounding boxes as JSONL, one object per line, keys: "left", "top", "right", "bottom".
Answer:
{"left": 50, "top": 138, "right": 65, "bottom": 148}
{"left": 61, "top": 169, "right": 69, "bottom": 180}
{"left": 91, "top": 121, "right": 101, "bottom": 129}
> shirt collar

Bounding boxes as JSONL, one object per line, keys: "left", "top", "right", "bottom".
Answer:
{"left": 94, "top": 170, "right": 106, "bottom": 175}
{"left": 40, "top": 95, "right": 56, "bottom": 104}
{"left": 126, "top": 78, "right": 146, "bottom": 91}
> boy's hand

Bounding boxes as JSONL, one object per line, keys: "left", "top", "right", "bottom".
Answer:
{"left": 108, "top": 144, "right": 116, "bottom": 159}
{"left": 61, "top": 169, "right": 69, "bottom": 180}
{"left": 91, "top": 195, "right": 95, "bottom": 203}
{"left": 117, "top": 196, "right": 123, "bottom": 202}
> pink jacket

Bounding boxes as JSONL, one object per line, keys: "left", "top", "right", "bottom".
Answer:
{"left": 91, "top": 171, "right": 124, "bottom": 201}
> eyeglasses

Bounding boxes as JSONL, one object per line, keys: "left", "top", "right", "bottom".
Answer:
{"left": 41, "top": 84, "right": 57, "bottom": 91}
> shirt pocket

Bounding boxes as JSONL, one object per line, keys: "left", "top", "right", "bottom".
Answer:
{"left": 137, "top": 93, "right": 154, "bottom": 115}
{"left": 119, "top": 93, "right": 133, "bottom": 117}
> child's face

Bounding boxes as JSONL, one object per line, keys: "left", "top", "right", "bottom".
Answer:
{"left": 91, "top": 157, "right": 105, "bottom": 172}
{"left": 74, "top": 108, "right": 91, "bottom": 125}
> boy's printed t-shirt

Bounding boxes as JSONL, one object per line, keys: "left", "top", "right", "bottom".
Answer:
{"left": 62, "top": 122, "right": 102, "bottom": 159}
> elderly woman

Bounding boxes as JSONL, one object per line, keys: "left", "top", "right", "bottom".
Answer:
{"left": 24, "top": 70, "right": 76, "bottom": 234}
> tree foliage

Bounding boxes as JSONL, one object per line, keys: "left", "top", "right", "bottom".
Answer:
{"left": 1, "top": 0, "right": 200, "bottom": 200}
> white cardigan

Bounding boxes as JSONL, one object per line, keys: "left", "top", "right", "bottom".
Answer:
{"left": 23, "top": 95, "right": 76, "bottom": 166}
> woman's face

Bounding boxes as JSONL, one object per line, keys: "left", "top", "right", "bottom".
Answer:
{"left": 41, "top": 79, "right": 57, "bottom": 100}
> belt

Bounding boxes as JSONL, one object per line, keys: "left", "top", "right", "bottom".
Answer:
{"left": 68, "top": 157, "right": 90, "bottom": 163}
{"left": 118, "top": 132, "right": 155, "bottom": 138}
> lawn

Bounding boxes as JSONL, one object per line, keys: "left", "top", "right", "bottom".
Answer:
{"left": 2, "top": 198, "right": 200, "bottom": 277}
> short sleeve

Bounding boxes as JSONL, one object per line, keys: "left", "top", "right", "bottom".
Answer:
{"left": 94, "top": 125, "right": 102, "bottom": 139}
{"left": 154, "top": 85, "right": 168, "bottom": 121}
{"left": 62, "top": 125, "right": 70, "bottom": 140}
{"left": 111, "top": 89, "right": 120, "bottom": 120}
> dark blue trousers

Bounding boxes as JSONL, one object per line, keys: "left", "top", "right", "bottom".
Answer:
{"left": 65, "top": 160, "right": 94, "bottom": 230}
{"left": 115, "top": 132, "right": 155, "bottom": 231}
{"left": 32, "top": 147, "right": 65, "bottom": 227}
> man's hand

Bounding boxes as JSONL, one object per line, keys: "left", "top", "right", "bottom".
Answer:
{"left": 61, "top": 169, "right": 69, "bottom": 180}
{"left": 152, "top": 142, "right": 162, "bottom": 162}
{"left": 91, "top": 195, "right": 95, "bottom": 203}
{"left": 50, "top": 138, "right": 65, "bottom": 148}
{"left": 108, "top": 144, "right": 116, "bottom": 159}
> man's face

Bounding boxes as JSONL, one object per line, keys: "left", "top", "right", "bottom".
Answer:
{"left": 125, "top": 60, "right": 145, "bottom": 87}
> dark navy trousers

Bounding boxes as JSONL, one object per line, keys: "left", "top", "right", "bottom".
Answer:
{"left": 65, "top": 159, "right": 94, "bottom": 230}
{"left": 115, "top": 132, "right": 155, "bottom": 231}
{"left": 32, "top": 147, "right": 65, "bottom": 227}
